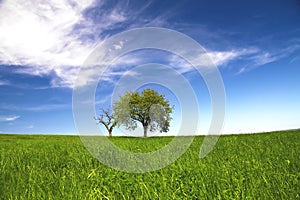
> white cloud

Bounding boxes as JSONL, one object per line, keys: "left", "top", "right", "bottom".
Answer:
{"left": 251, "top": 52, "right": 278, "bottom": 66}
{"left": 0, "top": 102, "right": 69, "bottom": 112}
{"left": 27, "top": 125, "right": 34, "bottom": 129}
{"left": 23, "top": 104, "right": 70, "bottom": 112}
{"left": 248, "top": 45, "right": 300, "bottom": 67}
{"left": 1, "top": 0, "right": 296, "bottom": 88}
{"left": 235, "top": 45, "right": 300, "bottom": 74}
{"left": 0, "top": 115, "right": 20, "bottom": 121}
{"left": 73, "top": 52, "right": 144, "bottom": 88}
{"left": 0, "top": 0, "right": 132, "bottom": 88}
{"left": 75, "top": 47, "right": 260, "bottom": 86}
{"left": 206, "top": 48, "right": 259, "bottom": 66}
{"left": 108, "top": 10, "right": 126, "bottom": 23}
{"left": 168, "top": 48, "right": 259, "bottom": 73}
{"left": 167, "top": 54, "right": 193, "bottom": 73}
{"left": 113, "top": 41, "right": 125, "bottom": 50}
{"left": 0, "top": 0, "right": 95, "bottom": 66}
{"left": 207, "top": 51, "right": 239, "bottom": 66}
{"left": 0, "top": 80, "right": 11, "bottom": 86}
{"left": 68, "top": 42, "right": 298, "bottom": 87}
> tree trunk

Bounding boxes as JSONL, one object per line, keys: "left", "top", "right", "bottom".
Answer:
{"left": 143, "top": 125, "right": 148, "bottom": 137}
{"left": 108, "top": 131, "right": 112, "bottom": 137}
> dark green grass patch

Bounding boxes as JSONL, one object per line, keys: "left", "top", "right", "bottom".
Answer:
{"left": 0, "top": 131, "right": 299, "bottom": 199}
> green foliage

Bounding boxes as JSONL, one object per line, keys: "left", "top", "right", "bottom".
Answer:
{"left": 0, "top": 131, "right": 299, "bottom": 199}
{"left": 113, "top": 89, "right": 173, "bottom": 137}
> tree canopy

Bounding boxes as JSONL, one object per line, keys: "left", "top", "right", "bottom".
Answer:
{"left": 113, "top": 89, "right": 173, "bottom": 137}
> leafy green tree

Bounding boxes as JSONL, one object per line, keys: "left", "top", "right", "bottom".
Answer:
{"left": 113, "top": 89, "right": 173, "bottom": 137}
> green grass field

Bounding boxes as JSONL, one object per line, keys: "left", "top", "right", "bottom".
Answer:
{"left": 0, "top": 130, "right": 299, "bottom": 199}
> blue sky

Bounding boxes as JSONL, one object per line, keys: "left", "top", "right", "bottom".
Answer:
{"left": 0, "top": 0, "right": 299, "bottom": 135}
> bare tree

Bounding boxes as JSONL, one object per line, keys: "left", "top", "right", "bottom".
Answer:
{"left": 95, "top": 108, "right": 117, "bottom": 137}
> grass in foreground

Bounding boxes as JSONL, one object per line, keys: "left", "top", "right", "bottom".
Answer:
{"left": 0, "top": 131, "right": 299, "bottom": 199}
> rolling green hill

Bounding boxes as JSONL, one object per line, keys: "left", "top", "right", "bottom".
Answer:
{"left": 0, "top": 131, "right": 299, "bottom": 199}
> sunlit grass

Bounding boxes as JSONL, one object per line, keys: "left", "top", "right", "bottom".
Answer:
{"left": 0, "top": 130, "right": 299, "bottom": 199}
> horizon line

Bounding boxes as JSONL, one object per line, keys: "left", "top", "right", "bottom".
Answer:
{"left": 0, "top": 128, "right": 299, "bottom": 137}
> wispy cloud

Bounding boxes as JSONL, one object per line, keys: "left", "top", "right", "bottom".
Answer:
{"left": 207, "top": 48, "right": 259, "bottom": 66}
{"left": 0, "top": 0, "right": 98, "bottom": 87}
{"left": 0, "top": 0, "right": 95, "bottom": 66}
{"left": 75, "top": 44, "right": 277, "bottom": 86}
{"left": 168, "top": 47, "right": 259, "bottom": 73}
{"left": 236, "top": 44, "right": 300, "bottom": 74}
{"left": 0, "top": 0, "right": 167, "bottom": 88}
{"left": 0, "top": 115, "right": 20, "bottom": 122}
{"left": 250, "top": 52, "right": 279, "bottom": 66}
{"left": 0, "top": 0, "right": 147, "bottom": 88}
{"left": 74, "top": 42, "right": 300, "bottom": 87}
{"left": 171, "top": 22, "right": 300, "bottom": 74}
{"left": 0, "top": 80, "right": 11, "bottom": 86}
{"left": 1, "top": 0, "right": 299, "bottom": 89}
{"left": 27, "top": 125, "right": 34, "bottom": 129}
{"left": 23, "top": 104, "right": 70, "bottom": 112}
{"left": 0, "top": 103, "right": 70, "bottom": 112}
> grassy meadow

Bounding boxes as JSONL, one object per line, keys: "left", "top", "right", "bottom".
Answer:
{"left": 0, "top": 130, "right": 299, "bottom": 199}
